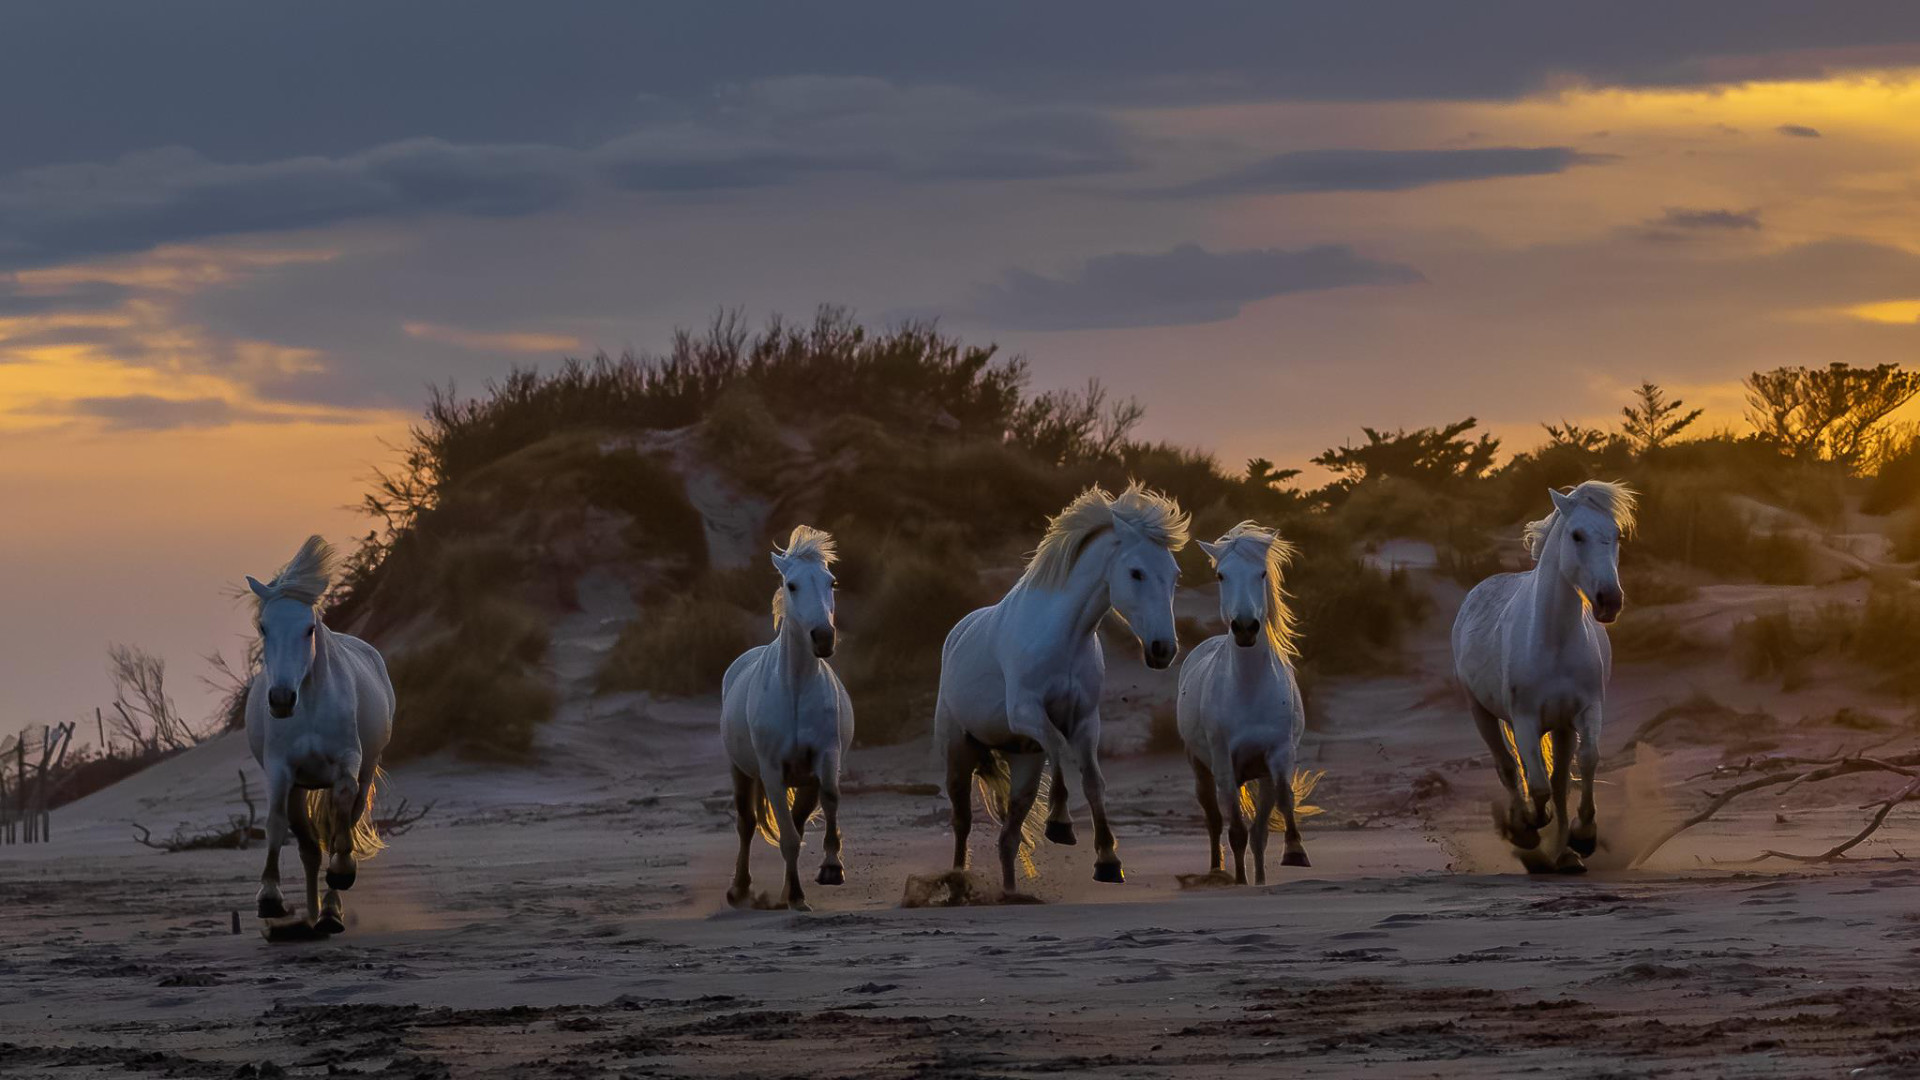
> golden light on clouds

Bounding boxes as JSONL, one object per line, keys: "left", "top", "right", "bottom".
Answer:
{"left": 402, "top": 321, "right": 584, "bottom": 353}
{"left": 12, "top": 244, "right": 340, "bottom": 293}
{"left": 1841, "top": 299, "right": 1920, "bottom": 324}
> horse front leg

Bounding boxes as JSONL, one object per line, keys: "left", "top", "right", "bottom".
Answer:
{"left": 288, "top": 788, "right": 323, "bottom": 924}
{"left": 326, "top": 755, "right": 367, "bottom": 893}
{"left": 1469, "top": 699, "right": 1537, "bottom": 849}
{"left": 996, "top": 752, "right": 1047, "bottom": 896}
{"left": 1277, "top": 764, "right": 1310, "bottom": 868}
{"left": 943, "top": 727, "right": 980, "bottom": 872}
{"left": 257, "top": 767, "right": 292, "bottom": 919}
{"left": 1248, "top": 775, "right": 1278, "bottom": 886}
{"left": 1043, "top": 764, "right": 1077, "bottom": 846}
{"left": 762, "top": 768, "right": 809, "bottom": 912}
{"left": 1570, "top": 710, "right": 1602, "bottom": 858}
{"left": 1548, "top": 727, "right": 1584, "bottom": 872}
{"left": 1191, "top": 757, "right": 1224, "bottom": 872}
{"left": 1218, "top": 774, "right": 1247, "bottom": 884}
{"left": 1068, "top": 714, "right": 1121, "bottom": 883}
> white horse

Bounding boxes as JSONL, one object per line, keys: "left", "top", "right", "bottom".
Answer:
{"left": 935, "top": 482, "right": 1187, "bottom": 893}
{"left": 244, "top": 535, "right": 395, "bottom": 932}
{"left": 720, "top": 525, "right": 854, "bottom": 912}
{"left": 1451, "top": 480, "right": 1635, "bottom": 872}
{"left": 1177, "top": 522, "right": 1310, "bottom": 883}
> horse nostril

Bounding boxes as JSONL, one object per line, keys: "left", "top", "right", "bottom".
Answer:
{"left": 1230, "top": 618, "right": 1260, "bottom": 644}
{"left": 1147, "top": 640, "right": 1177, "bottom": 667}
{"left": 810, "top": 628, "right": 835, "bottom": 657}
{"left": 267, "top": 688, "right": 296, "bottom": 714}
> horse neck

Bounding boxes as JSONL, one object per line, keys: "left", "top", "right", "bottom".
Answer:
{"left": 1527, "top": 527, "right": 1586, "bottom": 639}
{"left": 1036, "top": 534, "right": 1117, "bottom": 642}
{"left": 1222, "top": 631, "right": 1276, "bottom": 685}
{"left": 771, "top": 613, "right": 820, "bottom": 685}
{"left": 309, "top": 618, "right": 338, "bottom": 690}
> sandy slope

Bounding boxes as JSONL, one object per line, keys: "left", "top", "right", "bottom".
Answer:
{"left": 8, "top": 548, "right": 1920, "bottom": 1077}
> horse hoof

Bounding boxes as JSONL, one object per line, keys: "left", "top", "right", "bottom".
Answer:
{"left": 1093, "top": 862, "right": 1124, "bottom": 884}
{"left": 1282, "top": 850, "right": 1311, "bottom": 868}
{"left": 1554, "top": 851, "right": 1588, "bottom": 875}
{"left": 326, "top": 868, "right": 356, "bottom": 892}
{"left": 726, "top": 886, "right": 751, "bottom": 909}
{"left": 1044, "top": 820, "right": 1078, "bottom": 846}
{"left": 257, "top": 896, "right": 287, "bottom": 919}
{"left": 816, "top": 865, "right": 845, "bottom": 886}
{"left": 1569, "top": 832, "right": 1598, "bottom": 858}
{"left": 788, "top": 899, "right": 812, "bottom": 913}
{"left": 314, "top": 912, "right": 346, "bottom": 935}
{"left": 1507, "top": 826, "right": 1542, "bottom": 851}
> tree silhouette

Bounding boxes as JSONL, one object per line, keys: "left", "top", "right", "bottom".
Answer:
{"left": 1619, "top": 381, "right": 1702, "bottom": 456}
{"left": 1744, "top": 363, "right": 1920, "bottom": 467}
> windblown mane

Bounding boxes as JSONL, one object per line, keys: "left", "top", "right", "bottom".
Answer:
{"left": 252, "top": 535, "right": 336, "bottom": 612}
{"left": 1210, "top": 521, "right": 1301, "bottom": 659}
{"left": 1521, "top": 480, "right": 1639, "bottom": 560}
{"left": 1021, "top": 481, "right": 1190, "bottom": 590}
{"left": 770, "top": 525, "right": 837, "bottom": 626}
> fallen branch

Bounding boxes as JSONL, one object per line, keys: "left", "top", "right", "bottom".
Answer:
{"left": 1632, "top": 753, "right": 1920, "bottom": 868}
{"left": 131, "top": 769, "right": 260, "bottom": 852}
{"left": 1751, "top": 776, "right": 1920, "bottom": 864}
{"left": 373, "top": 798, "right": 434, "bottom": 837}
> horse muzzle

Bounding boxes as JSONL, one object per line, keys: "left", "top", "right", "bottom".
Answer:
{"left": 1144, "top": 639, "right": 1177, "bottom": 669}
{"left": 1229, "top": 618, "right": 1260, "bottom": 648}
{"left": 267, "top": 687, "right": 297, "bottom": 718}
{"left": 1592, "top": 590, "right": 1623, "bottom": 624}
{"left": 810, "top": 627, "right": 836, "bottom": 659}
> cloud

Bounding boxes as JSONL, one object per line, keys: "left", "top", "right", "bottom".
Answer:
{"left": 57, "top": 395, "right": 243, "bottom": 431}
{"left": 1776, "top": 123, "right": 1823, "bottom": 137}
{"left": 1161, "top": 147, "right": 1610, "bottom": 197}
{"left": 1650, "top": 207, "right": 1763, "bottom": 230}
{"left": 0, "top": 79, "right": 1134, "bottom": 270}
{"left": 402, "top": 321, "right": 582, "bottom": 353}
{"left": 946, "top": 243, "right": 1424, "bottom": 331}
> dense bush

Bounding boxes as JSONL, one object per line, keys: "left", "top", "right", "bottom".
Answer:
{"left": 597, "top": 592, "right": 759, "bottom": 698}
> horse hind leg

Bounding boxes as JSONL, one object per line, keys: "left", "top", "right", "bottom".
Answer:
{"left": 1043, "top": 764, "right": 1077, "bottom": 846}
{"left": 943, "top": 732, "right": 981, "bottom": 872}
{"left": 1548, "top": 726, "right": 1586, "bottom": 874}
{"left": 1191, "top": 758, "right": 1224, "bottom": 872}
{"left": 727, "top": 768, "right": 757, "bottom": 908}
{"left": 1469, "top": 699, "right": 1540, "bottom": 850}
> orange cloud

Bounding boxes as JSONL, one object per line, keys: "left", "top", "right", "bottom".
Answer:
{"left": 402, "top": 321, "right": 583, "bottom": 353}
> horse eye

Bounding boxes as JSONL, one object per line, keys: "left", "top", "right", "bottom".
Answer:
{"left": 1215, "top": 572, "right": 1224, "bottom": 582}
{"left": 306, "top": 626, "right": 315, "bottom": 637}
{"left": 1130, "top": 568, "right": 1144, "bottom": 582}
{"left": 1572, "top": 530, "right": 1586, "bottom": 543}
{"left": 787, "top": 582, "right": 798, "bottom": 592}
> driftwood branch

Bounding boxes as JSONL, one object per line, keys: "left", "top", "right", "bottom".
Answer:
{"left": 1751, "top": 776, "right": 1920, "bottom": 864}
{"left": 1634, "top": 750, "right": 1920, "bottom": 868}
{"left": 373, "top": 798, "right": 433, "bottom": 837}
{"left": 131, "top": 769, "right": 261, "bottom": 852}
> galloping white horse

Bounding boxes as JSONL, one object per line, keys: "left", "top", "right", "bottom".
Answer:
{"left": 720, "top": 526, "right": 853, "bottom": 911}
{"left": 244, "top": 535, "right": 395, "bottom": 932}
{"left": 1177, "top": 522, "right": 1310, "bottom": 883}
{"left": 1451, "top": 480, "right": 1635, "bottom": 872}
{"left": 936, "top": 482, "right": 1187, "bottom": 893}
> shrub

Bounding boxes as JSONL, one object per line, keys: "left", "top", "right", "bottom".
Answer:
{"left": 840, "top": 551, "right": 986, "bottom": 746}
{"left": 597, "top": 594, "right": 758, "bottom": 698}
{"left": 1732, "top": 608, "right": 1809, "bottom": 690}
{"left": 387, "top": 601, "right": 555, "bottom": 760}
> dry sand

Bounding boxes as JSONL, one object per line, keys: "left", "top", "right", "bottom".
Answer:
{"left": 9, "top": 567, "right": 1920, "bottom": 1078}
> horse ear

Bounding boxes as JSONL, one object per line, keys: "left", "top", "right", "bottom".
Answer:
{"left": 770, "top": 551, "right": 790, "bottom": 576}
{"left": 1110, "top": 513, "right": 1143, "bottom": 544}
{"left": 1197, "top": 539, "right": 1225, "bottom": 565}
{"left": 245, "top": 576, "right": 272, "bottom": 601}
{"left": 1547, "top": 488, "right": 1577, "bottom": 516}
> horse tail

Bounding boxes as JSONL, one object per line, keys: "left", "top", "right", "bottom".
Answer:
{"left": 1236, "top": 768, "right": 1328, "bottom": 831}
{"left": 304, "top": 766, "right": 389, "bottom": 860}
{"left": 755, "top": 785, "right": 823, "bottom": 847}
{"left": 971, "top": 750, "right": 1049, "bottom": 879}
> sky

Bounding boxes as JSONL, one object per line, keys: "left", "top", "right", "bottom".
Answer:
{"left": 7, "top": 2, "right": 1920, "bottom": 732}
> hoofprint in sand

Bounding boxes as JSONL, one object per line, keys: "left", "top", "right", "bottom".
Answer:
{"left": 11, "top": 540, "right": 1920, "bottom": 1077}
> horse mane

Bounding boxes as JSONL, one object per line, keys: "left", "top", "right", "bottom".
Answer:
{"left": 1021, "top": 481, "right": 1190, "bottom": 590}
{"left": 770, "top": 524, "right": 837, "bottom": 626}
{"left": 1211, "top": 521, "right": 1301, "bottom": 659}
{"left": 1521, "top": 479, "right": 1639, "bottom": 560}
{"left": 252, "top": 535, "right": 336, "bottom": 612}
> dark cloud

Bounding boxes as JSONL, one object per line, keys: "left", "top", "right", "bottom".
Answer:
{"left": 0, "top": 281, "right": 131, "bottom": 317}
{"left": 1652, "top": 207, "right": 1763, "bottom": 230}
{"left": 1777, "top": 124, "right": 1823, "bottom": 137}
{"left": 57, "top": 395, "right": 242, "bottom": 431}
{"left": 1162, "top": 147, "right": 1610, "bottom": 197}
{"left": 947, "top": 243, "right": 1424, "bottom": 331}
{"left": 5, "top": 4, "right": 1920, "bottom": 178}
{"left": 0, "top": 79, "right": 1133, "bottom": 269}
